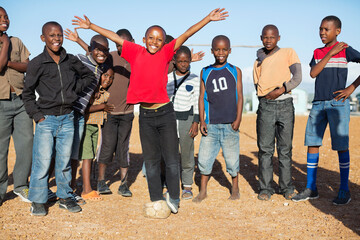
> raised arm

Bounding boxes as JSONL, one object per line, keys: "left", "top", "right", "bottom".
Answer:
{"left": 175, "top": 8, "right": 228, "bottom": 51}
{"left": 72, "top": 15, "right": 124, "bottom": 47}
{"left": 64, "top": 28, "right": 89, "bottom": 54}
{"left": 310, "top": 42, "right": 348, "bottom": 78}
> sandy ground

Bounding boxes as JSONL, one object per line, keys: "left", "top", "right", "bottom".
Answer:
{"left": 0, "top": 114, "right": 359, "bottom": 239}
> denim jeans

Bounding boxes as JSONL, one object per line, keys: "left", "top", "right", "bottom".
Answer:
{"left": 305, "top": 99, "right": 350, "bottom": 151}
{"left": 28, "top": 112, "right": 74, "bottom": 203}
{"left": 256, "top": 97, "right": 295, "bottom": 194}
{"left": 70, "top": 111, "right": 85, "bottom": 160}
{"left": 139, "top": 103, "right": 180, "bottom": 202}
{"left": 0, "top": 93, "right": 33, "bottom": 201}
{"left": 198, "top": 124, "right": 240, "bottom": 177}
{"left": 98, "top": 113, "right": 134, "bottom": 167}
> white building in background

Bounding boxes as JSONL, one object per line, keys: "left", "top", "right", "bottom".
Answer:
{"left": 251, "top": 89, "right": 308, "bottom": 115}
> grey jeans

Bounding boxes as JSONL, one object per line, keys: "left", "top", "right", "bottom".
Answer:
{"left": 178, "top": 117, "right": 195, "bottom": 188}
{"left": 0, "top": 93, "right": 33, "bottom": 201}
{"left": 256, "top": 97, "right": 294, "bottom": 194}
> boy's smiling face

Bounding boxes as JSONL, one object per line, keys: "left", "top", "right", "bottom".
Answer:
{"left": 90, "top": 41, "right": 109, "bottom": 64}
{"left": 0, "top": 8, "right": 9, "bottom": 33}
{"left": 41, "top": 24, "right": 63, "bottom": 54}
{"left": 319, "top": 20, "right": 340, "bottom": 47}
{"left": 211, "top": 38, "right": 231, "bottom": 66}
{"left": 143, "top": 26, "right": 165, "bottom": 54}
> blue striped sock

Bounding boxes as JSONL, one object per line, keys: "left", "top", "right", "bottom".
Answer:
{"left": 338, "top": 151, "right": 350, "bottom": 192}
{"left": 306, "top": 152, "right": 319, "bottom": 191}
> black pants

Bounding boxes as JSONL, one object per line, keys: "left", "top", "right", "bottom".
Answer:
{"left": 98, "top": 113, "right": 134, "bottom": 167}
{"left": 139, "top": 102, "right": 180, "bottom": 201}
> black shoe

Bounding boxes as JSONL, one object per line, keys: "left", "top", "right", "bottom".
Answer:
{"left": 97, "top": 180, "right": 112, "bottom": 194}
{"left": 292, "top": 188, "right": 319, "bottom": 202}
{"left": 59, "top": 198, "right": 82, "bottom": 213}
{"left": 30, "top": 202, "right": 46, "bottom": 216}
{"left": 333, "top": 190, "right": 351, "bottom": 205}
{"left": 118, "top": 183, "right": 132, "bottom": 197}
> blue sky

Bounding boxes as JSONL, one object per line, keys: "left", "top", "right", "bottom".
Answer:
{"left": 2, "top": 0, "right": 360, "bottom": 95}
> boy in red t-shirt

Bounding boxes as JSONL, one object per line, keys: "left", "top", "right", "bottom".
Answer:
{"left": 72, "top": 8, "right": 228, "bottom": 216}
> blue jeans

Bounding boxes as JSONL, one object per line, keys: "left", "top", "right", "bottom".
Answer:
{"left": 256, "top": 98, "right": 294, "bottom": 194}
{"left": 198, "top": 124, "right": 240, "bottom": 177}
{"left": 305, "top": 99, "right": 350, "bottom": 151}
{"left": 139, "top": 103, "right": 180, "bottom": 202}
{"left": 0, "top": 93, "right": 33, "bottom": 201}
{"left": 70, "top": 111, "right": 85, "bottom": 160}
{"left": 28, "top": 112, "right": 74, "bottom": 203}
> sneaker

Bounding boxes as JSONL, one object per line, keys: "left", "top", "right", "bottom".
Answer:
{"left": 14, "top": 188, "right": 31, "bottom": 203}
{"left": 30, "top": 202, "right": 46, "bottom": 216}
{"left": 292, "top": 188, "right": 319, "bottom": 202}
{"left": 333, "top": 190, "right": 351, "bottom": 205}
{"left": 70, "top": 192, "right": 86, "bottom": 205}
{"left": 165, "top": 192, "right": 179, "bottom": 214}
{"left": 97, "top": 180, "right": 112, "bottom": 194}
{"left": 47, "top": 189, "right": 57, "bottom": 202}
{"left": 58, "top": 198, "right": 82, "bottom": 213}
{"left": 118, "top": 183, "right": 132, "bottom": 197}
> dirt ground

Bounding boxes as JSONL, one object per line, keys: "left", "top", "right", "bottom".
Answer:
{"left": 0, "top": 114, "right": 359, "bottom": 239}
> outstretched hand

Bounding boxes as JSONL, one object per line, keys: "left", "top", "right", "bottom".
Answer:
{"left": 208, "top": 8, "right": 229, "bottom": 22}
{"left": 64, "top": 28, "right": 79, "bottom": 42}
{"left": 72, "top": 15, "right": 91, "bottom": 30}
{"left": 191, "top": 49, "right": 205, "bottom": 62}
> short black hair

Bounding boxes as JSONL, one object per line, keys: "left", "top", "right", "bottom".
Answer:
{"left": 212, "top": 35, "right": 231, "bottom": 49}
{"left": 175, "top": 46, "right": 191, "bottom": 60}
{"left": 322, "top": 15, "right": 342, "bottom": 29}
{"left": 261, "top": 24, "right": 279, "bottom": 36}
{"left": 145, "top": 25, "right": 166, "bottom": 38}
{"left": 90, "top": 34, "right": 109, "bottom": 48}
{"left": 101, "top": 63, "right": 113, "bottom": 73}
{"left": 116, "top": 29, "right": 133, "bottom": 41}
{"left": 42, "top": 21, "right": 62, "bottom": 35}
{"left": 165, "top": 35, "right": 174, "bottom": 44}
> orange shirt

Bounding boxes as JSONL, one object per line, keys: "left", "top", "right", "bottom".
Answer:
{"left": 253, "top": 48, "right": 300, "bottom": 97}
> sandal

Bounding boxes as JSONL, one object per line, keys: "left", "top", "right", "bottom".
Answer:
{"left": 81, "top": 190, "right": 103, "bottom": 201}
{"left": 258, "top": 190, "right": 271, "bottom": 201}
{"left": 182, "top": 190, "right": 193, "bottom": 200}
{"left": 284, "top": 190, "right": 296, "bottom": 200}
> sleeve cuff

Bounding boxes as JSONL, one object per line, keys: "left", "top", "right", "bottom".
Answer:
{"left": 193, "top": 114, "right": 200, "bottom": 123}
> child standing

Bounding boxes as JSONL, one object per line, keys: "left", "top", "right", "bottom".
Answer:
{"left": 79, "top": 66, "right": 114, "bottom": 201}
{"left": 193, "top": 35, "right": 243, "bottom": 203}
{"left": 64, "top": 28, "right": 134, "bottom": 196}
{"left": 0, "top": 7, "right": 33, "bottom": 205}
{"left": 22, "top": 21, "right": 95, "bottom": 216}
{"left": 97, "top": 29, "right": 134, "bottom": 197}
{"left": 72, "top": 8, "right": 228, "bottom": 215}
{"left": 64, "top": 32, "right": 109, "bottom": 202}
{"left": 292, "top": 16, "right": 360, "bottom": 205}
{"left": 166, "top": 46, "right": 200, "bottom": 200}
{"left": 253, "top": 25, "right": 302, "bottom": 201}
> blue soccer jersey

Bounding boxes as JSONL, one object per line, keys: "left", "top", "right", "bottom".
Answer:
{"left": 202, "top": 63, "right": 238, "bottom": 124}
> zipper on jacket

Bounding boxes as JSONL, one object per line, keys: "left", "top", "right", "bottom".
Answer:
{"left": 57, "top": 64, "right": 64, "bottom": 115}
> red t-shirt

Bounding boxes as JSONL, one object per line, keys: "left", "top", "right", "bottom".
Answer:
{"left": 121, "top": 39, "right": 176, "bottom": 104}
